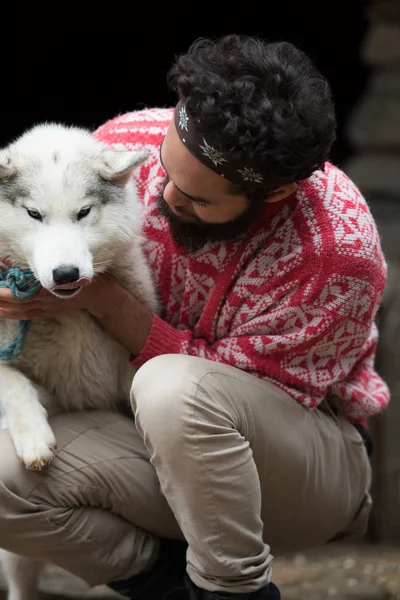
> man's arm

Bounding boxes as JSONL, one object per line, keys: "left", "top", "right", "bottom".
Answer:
{"left": 87, "top": 278, "right": 154, "bottom": 358}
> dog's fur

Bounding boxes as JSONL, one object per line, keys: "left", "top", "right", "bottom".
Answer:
{"left": 0, "top": 123, "right": 159, "bottom": 599}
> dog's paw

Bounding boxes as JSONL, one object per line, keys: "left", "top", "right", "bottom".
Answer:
{"left": 12, "top": 422, "right": 57, "bottom": 471}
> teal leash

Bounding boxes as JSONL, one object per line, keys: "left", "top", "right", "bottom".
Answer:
{"left": 0, "top": 267, "right": 40, "bottom": 361}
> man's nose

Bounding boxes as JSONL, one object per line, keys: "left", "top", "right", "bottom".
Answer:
{"left": 163, "top": 181, "right": 189, "bottom": 207}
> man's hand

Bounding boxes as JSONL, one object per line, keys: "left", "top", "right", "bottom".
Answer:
{"left": 0, "top": 276, "right": 108, "bottom": 321}
{"left": 0, "top": 274, "right": 154, "bottom": 357}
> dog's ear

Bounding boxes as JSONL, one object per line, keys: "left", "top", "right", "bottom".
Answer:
{"left": 99, "top": 149, "right": 149, "bottom": 186}
{"left": 0, "top": 152, "right": 17, "bottom": 182}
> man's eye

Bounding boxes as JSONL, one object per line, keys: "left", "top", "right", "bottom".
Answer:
{"left": 192, "top": 200, "right": 207, "bottom": 208}
{"left": 26, "top": 208, "right": 42, "bottom": 221}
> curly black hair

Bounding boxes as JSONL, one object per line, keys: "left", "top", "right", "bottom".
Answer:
{"left": 167, "top": 34, "right": 337, "bottom": 200}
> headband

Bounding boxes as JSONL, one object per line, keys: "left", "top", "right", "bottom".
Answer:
{"left": 174, "top": 100, "right": 267, "bottom": 188}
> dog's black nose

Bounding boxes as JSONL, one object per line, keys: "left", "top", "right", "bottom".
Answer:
{"left": 52, "top": 265, "right": 80, "bottom": 285}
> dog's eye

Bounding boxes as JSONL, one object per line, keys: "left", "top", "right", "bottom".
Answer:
{"left": 26, "top": 208, "right": 42, "bottom": 221}
{"left": 78, "top": 207, "right": 91, "bottom": 220}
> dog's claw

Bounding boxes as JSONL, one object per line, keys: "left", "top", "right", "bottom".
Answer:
{"left": 11, "top": 421, "right": 57, "bottom": 471}
{"left": 21, "top": 445, "right": 55, "bottom": 471}
{"left": 29, "top": 457, "right": 53, "bottom": 471}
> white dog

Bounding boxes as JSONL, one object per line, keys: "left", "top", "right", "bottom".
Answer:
{"left": 0, "top": 123, "right": 159, "bottom": 599}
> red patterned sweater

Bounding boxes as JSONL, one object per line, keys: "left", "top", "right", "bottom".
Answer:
{"left": 95, "top": 108, "right": 390, "bottom": 422}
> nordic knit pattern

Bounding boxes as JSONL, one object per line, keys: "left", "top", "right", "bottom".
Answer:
{"left": 95, "top": 108, "right": 390, "bottom": 422}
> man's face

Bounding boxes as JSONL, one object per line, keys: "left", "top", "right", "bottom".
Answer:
{"left": 157, "top": 120, "right": 266, "bottom": 252}
{"left": 160, "top": 120, "right": 249, "bottom": 223}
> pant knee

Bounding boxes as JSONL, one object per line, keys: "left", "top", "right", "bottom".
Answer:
{"left": 132, "top": 354, "right": 196, "bottom": 407}
{"left": 131, "top": 355, "right": 205, "bottom": 443}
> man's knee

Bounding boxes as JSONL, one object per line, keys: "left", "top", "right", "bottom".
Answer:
{"left": 132, "top": 354, "right": 199, "bottom": 407}
{"left": 131, "top": 354, "right": 213, "bottom": 442}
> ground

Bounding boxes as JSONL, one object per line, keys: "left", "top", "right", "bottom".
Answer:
{"left": 1, "top": 543, "right": 400, "bottom": 599}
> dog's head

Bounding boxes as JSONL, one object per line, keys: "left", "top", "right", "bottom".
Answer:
{"left": 0, "top": 123, "right": 148, "bottom": 297}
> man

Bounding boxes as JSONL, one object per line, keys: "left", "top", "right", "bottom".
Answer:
{"left": 0, "top": 34, "right": 389, "bottom": 600}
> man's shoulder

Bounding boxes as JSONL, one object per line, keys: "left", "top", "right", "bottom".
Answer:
{"left": 294, "top": 162, "right": 387, "bottom": 279}
{"left": 303, "top": 161, "right": 366, "bottom": 206}
{"left": 299, "top": 162, "right": 381, "bottom": 250}
{"left": 94, "top": 107, "right": 174, "bottom": 149}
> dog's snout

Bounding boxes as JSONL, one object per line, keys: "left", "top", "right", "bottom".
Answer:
{"left": 52, "top": 265, "right": 80, "bottom": 286}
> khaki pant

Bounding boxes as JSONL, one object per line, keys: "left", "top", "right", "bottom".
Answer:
{"left": 0, "top": 355, "right": 372, "bottom": 594}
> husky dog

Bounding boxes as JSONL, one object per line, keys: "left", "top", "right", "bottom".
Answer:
{"left": 0, "top": 123, "right": 159, "bottom": 599}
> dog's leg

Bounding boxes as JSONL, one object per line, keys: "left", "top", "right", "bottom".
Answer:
{"left": 0, "top": 365, "right": 56, "bottom": 470}
{"left": 0, "top": 550, "right": 42, "bottom": 600}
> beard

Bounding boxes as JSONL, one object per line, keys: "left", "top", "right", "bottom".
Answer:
{"left": 156, "top": 179, "right": 265, "bottom": 254}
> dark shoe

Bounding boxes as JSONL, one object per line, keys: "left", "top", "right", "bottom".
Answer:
{"left": 185, "top": 577, "right": 281, "bottom": 599}
{"left": 107, "top": 537, "right": 189, "bottom": 599}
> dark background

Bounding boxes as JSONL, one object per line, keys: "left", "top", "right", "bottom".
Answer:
{"left": 1, "top": 3, "right": 369, "bottom": 168}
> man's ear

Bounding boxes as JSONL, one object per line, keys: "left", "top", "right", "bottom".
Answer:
{"left": 264, "top": 182, "right": 297, "bottom": 203}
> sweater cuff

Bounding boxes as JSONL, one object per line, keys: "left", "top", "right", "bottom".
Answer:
{"left": 130, "top": 314, "right": 187, "bottom": 367}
